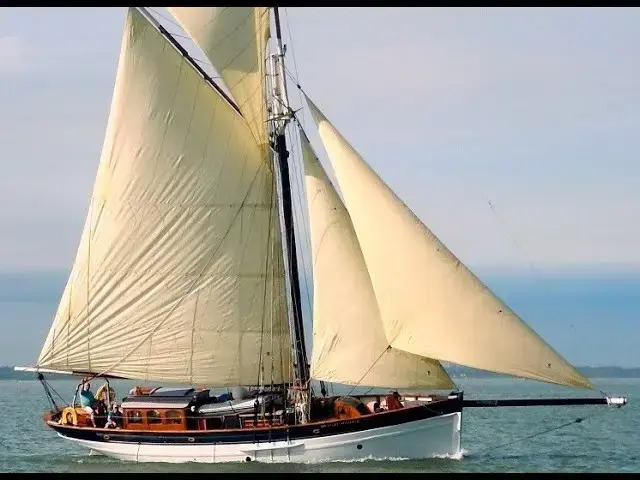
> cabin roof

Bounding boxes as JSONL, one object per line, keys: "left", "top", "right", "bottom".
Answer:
{"left": 122, "top": 387, "right": 211, "bottom": 409}
{"left": 149, "top": 387, "right": 195, "bottom": 397}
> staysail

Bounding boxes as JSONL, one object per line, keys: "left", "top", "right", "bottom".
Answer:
{"left": 36, "top": 8, "right": 292, "bottom": 387}
{"left": 305, "top": 95, "right": 592, "bottom": 389}
{"left": 300, "top": 129, "right": 454, "bottom": 389}
{"left": 168, "top": 7, "right": 270, "bottom": 147}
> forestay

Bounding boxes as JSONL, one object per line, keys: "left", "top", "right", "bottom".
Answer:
{"left": 36, "top": 8, "right": 292, "bottom": 387}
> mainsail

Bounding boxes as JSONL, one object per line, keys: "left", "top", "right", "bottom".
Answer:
{"left": 305, "top": 95, "right": 593, "bottom": 389}
{"left": 300, "top": 129, "right": 454, "bottom": 389}
{"left": 36, "top": 8, "right": 292, "bottom": 387}
{"left": 168, "top": 7, "right": 270, "bottom": 147}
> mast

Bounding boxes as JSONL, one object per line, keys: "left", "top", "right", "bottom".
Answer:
{"left": 269, "top": 7, "right": 310, "bottom": 388}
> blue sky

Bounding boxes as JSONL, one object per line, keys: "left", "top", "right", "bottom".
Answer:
{"left": 0, "top": 7, "right": 638, "bottom": 367}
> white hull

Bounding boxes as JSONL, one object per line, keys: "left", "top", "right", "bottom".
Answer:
{"left": 59, "top": 412, "right": 462, "bottom": 464}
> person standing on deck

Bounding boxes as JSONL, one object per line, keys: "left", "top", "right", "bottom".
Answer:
{"left": 79, "top": 382, "right": 97, "bottom": 427}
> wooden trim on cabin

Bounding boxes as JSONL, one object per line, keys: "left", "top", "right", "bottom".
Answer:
{"left": 123, "top": 407, "right": 187, "bottom": 431}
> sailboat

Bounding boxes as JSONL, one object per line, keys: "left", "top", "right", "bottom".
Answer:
{"left": 16, "top": 7, "right": 627, "bottom": 464}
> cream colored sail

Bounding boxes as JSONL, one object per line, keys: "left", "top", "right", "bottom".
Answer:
{"left": 168, "top": 7, "right": 270, "bottom": 146}
{"left": 305, "top": 95, "right": 592, "bottom": 389}
{"left": 301, "top": 129, "right": 454, "bottom": 390}
{"left": 36, "top": 8, "right": 293, "bottom": 387}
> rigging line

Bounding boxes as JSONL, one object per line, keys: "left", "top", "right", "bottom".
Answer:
{"left": 222, "top": 34, "right": 265, "bottom": 92}
{"left": 292, "top": 143, "right": 313, "bottom": 314}
{"left": 208, "top": 9, "right": 258, "bottom": 60}
{"left": 190, "top": 56, "right": 218, "bottom": 72}
{"left": 285, "top": 124, "right": 318, "bottom": 395}
{"left": 193, "top": 8, "right": 268, "bottom": 101}
{"left": 269, "top": 200, "right": 276, "bottom": 390}
{"left": 274, "top": 232, "right": 289, "bottom": 388}
{"left": 255, "top": 171, "right": 278, "bottom": 389}
{"left": 285, "top": 127, "right": 314, "bottom": 317}
{"left": 284, "top": 70, "right": 313, "bottom": 128}
{"left": 284, "top": 67, "right": 305, "bottom": 95}
{"left": 482, "top": 192, "right": 543, "bottom": 280}
{"left": 152, "top": 29, "right": 199, "bottom": 45}
{"left": 148, "top": 7, "right": 184, "bottom": 30}
{"left": 39, "top": 375, "right": 68, "bottom": 406}
{"left": 478, "top": 407, "right": 612, "bottom": 456}
{"left": 346, "top": 345, "right": 392, "bottom": 396}
{"left": 266, "top": 178, "right": 279, "bottom": 389}
{"left": 165, "top": 32, "right": 191, "bottom": 41}
{"left": 282, "top": 8, "right": 305, "bottom": 130}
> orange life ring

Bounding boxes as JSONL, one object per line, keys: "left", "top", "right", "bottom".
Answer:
{"left": 60, "top": 407, "right": 78, "bottom": 426}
